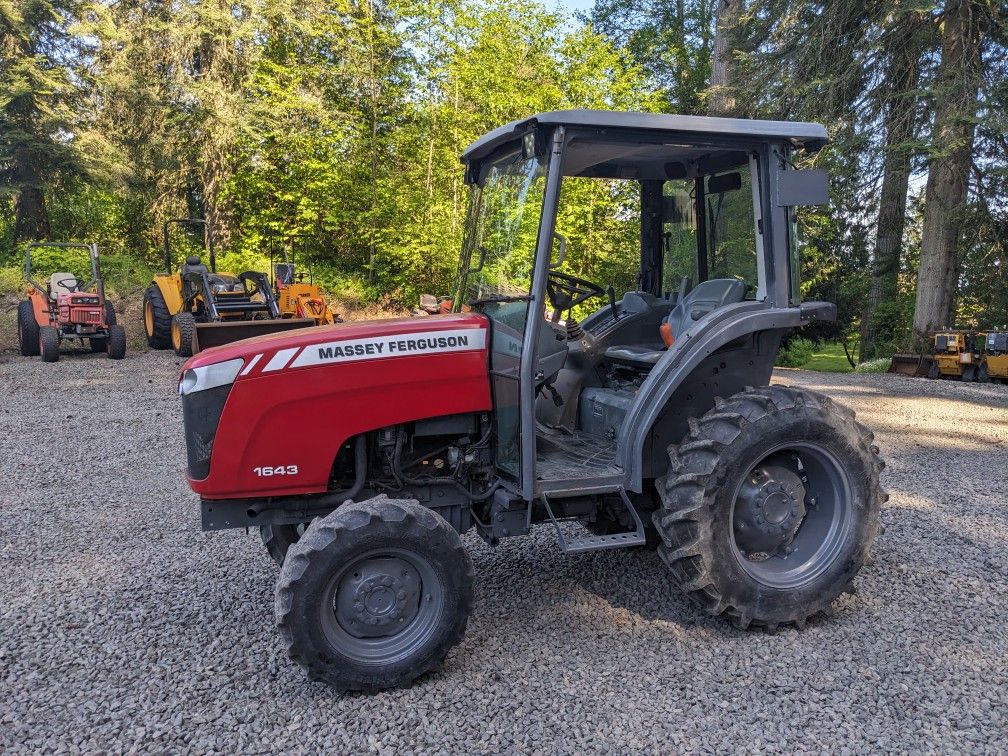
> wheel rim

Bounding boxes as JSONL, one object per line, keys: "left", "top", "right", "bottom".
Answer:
{"left": 730, "top": 442, "right": 853, "bottom": 589}
{"left": 320, "top": 548, "right": 444, "bottom": 665}
{"left": 171, "top": 320, "right": 180, "bottom": 350}
{"left": 144, "top": 300, "right": 154, "bottom": 336}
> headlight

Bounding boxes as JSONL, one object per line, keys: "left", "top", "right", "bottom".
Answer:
{"left": 178, "top": 358, "right": 244, "bottom": 396}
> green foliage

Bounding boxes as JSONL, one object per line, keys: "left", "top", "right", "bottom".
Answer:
{"left": 775, "top": 337, "right": 815, "bottom": 368}
{"left": 854, "top": 357, "right": 892, "bottom": 373}
{"left": 0, "top": 267, "right": 22, "bottom": 296}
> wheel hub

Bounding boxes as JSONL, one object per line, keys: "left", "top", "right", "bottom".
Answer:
{"left": 734, "top": 464, "right": 807, "bottom": 555}
{"left": 334, "top": 557, "right": 422, "bottom": 639}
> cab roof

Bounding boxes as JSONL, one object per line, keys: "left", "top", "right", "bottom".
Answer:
{"left": 461, "top": 109, "right": 829, "bottom": 166}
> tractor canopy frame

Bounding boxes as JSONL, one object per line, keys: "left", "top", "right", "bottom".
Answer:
{"left": 25, "top": 241, "right": 105, "bottom": 303}
{"left": 458, "top": 110, "right": 834, "bottom": 499}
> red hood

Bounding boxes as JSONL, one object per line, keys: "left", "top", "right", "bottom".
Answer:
{"left": 182, "top": 313, "right": 488, "bottom": 371}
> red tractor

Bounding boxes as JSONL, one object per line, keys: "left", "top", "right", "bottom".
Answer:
{"left": 18, "top": 242, "right": 126, "bottom": 362}
{"left": 180, "top": 111, "right": 885, "bottom": 693}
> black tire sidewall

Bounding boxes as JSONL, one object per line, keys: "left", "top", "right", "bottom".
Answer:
{"left": 703, "top": 406, "right": 876, "bottom": 620}
{"left": 107, "top": 325, "right": 126, "bottom": 359}
{"left": 18, "top": 300, "right": 40, "bottom": 356}
{"left": 280, "top": 504, "right": 473, "bottom": 691}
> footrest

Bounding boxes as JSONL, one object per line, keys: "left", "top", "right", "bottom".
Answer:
{"left": 542, "top": 488, "right": 646, "bottom": 554}
{"left": 563, "top": 531, "right": 646, "bottom": 553}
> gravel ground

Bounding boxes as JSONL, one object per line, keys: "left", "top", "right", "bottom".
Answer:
{"left": 1, "top": 350, "right": 1006, "bottom": 753}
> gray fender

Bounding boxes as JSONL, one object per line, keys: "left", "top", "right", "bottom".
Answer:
{"left": 617, "top": 300, "right": 835, "bottom": 491}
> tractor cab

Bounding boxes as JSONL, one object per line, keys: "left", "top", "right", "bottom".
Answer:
{"left": 454, "top": 110, "right": 834, "bottom": 502}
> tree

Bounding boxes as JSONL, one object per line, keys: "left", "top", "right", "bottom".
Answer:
{"left": 708, "top": 0, "right": 743, "bottom": 115}
{"left": 911, "top": 0, "right": 991, "bottom": 342}
{"left": 859, "top": 12, "right": 930, "bottom": 360}
{"left": 0, "top": 0, "right": 86, "bottom": 240}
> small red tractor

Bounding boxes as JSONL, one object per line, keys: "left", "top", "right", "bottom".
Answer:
{"left": 17, "top": 242, "right": 126, "bottom": 362}
{"left": 180, "top": 111, "right": 885, "bottom": 693}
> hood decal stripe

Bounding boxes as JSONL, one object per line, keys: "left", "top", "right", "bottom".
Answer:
{"left": 240, "top": 353, "right": 263, "bottom": 376}
{"left": 262, "top": 347, "right": 301, "bottom": 372}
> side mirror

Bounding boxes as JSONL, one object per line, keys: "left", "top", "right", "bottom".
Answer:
{"left": 778, "top": 169, "right": 829, "bottom": 206}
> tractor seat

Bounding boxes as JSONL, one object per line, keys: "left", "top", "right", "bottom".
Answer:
{"left": 49, "top": 272, "right": 79, "bottom": 300}
{"left": 181, "top": 255, "right": 209, "bottom": 277}
{"left": 604, "top": 278, "right": 748, "bottom": 368}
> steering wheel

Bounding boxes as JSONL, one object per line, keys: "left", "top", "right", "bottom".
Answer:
{"left": 56, "top": 277, "right": 81, "bottom": 292}
{"left": 545, "top": 270, "right": 606, "bottom": 321}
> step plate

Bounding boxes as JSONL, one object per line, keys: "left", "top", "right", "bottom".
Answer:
{"left": 563, "top": 531, "right": 646, "bottom": 553}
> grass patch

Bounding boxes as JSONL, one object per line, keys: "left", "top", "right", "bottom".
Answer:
{"left": 797, "top": 342, "right": 854, "bottom": 373}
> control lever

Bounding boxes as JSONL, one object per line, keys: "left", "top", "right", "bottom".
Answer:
{"left": 607, "top": 284, "right": 618, "bottom": 320}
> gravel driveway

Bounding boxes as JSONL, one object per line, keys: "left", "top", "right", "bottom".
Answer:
{"left": 1, "top": 351, "right": 1006, "bottom": 753}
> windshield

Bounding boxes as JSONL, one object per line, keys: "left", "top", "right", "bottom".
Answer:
{"left": 453, "top": 152, "right": 546, "bottom": 309}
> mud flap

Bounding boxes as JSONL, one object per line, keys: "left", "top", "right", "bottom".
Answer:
{"left": 193, "top": 318, "right": 316, "bottom": 352}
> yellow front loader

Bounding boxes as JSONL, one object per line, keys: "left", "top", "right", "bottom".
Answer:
{"left": 143, "top": 219, "right": 313, "bottom": 357}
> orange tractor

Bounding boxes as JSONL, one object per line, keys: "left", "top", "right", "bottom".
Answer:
{"left": 268, "top": 238, "right": 340, "bottom": 325}
{"left": 17, "top": 242, "right": 126, "bottom": 362}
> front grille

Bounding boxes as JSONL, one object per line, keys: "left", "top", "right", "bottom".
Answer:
{"left": 182, "top": 384, "right": 232, "bottom": 480}
{"left": 70, "top": 308, "right": 102, "bottom": 325}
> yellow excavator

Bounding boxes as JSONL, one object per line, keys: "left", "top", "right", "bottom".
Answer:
{"left": 143, "top": 219, "right": 314, "bottom": 357}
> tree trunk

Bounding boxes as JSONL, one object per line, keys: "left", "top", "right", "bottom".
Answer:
{"left": 911, "top": 0, "right": 988, "bottom": 345}
{"left": 12, "top": 146, "right": 51, "bottom": 241}
{"left": 708, "top": 0, "right": 744, "bottom": 116}
{"left": 858, "top": 42, "right": 922, "bottom": 362}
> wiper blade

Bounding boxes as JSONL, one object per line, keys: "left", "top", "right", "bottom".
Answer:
{"left": 467, "top": 294, "right": 532, "bottom": 306}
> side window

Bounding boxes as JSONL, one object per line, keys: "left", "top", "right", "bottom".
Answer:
{"left": 704, "top": 165, "right": 758, "bottom": 293}
{"left": 661, "top": 179, "right": 698, "bottom": 294}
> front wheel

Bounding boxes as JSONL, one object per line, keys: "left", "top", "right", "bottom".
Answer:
{"left": 171, "top": 312, "right": 196, "bottom": 357}
{"left": 106, "top": 324, "right": 126, "bottom": 359}
{"left": 927, "top": 361, "right": 940, "bottom": 380}
{"left": 39, "top": 326, "right": 60, "bottom": 363}
{"left": 654, "top": 386, "right": 885, "bottom": 631}
{"left": 260, "top": 523, "right": 306, "bottom": 566}
{"left": 978, "top": 363, "right": 989, "bottom": 383}
{"left": 275, "top": 496, "right": 475, "bottom": 692}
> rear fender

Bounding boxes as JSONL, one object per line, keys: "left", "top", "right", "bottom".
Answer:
{"left": 152, "top": 273, "right": 183, "bottom": 314}
{"left": 28, "top": 290, "right": 50, "bottom": 325}
{"left": 617, "top": 301, "right": 834, "bottom": 490}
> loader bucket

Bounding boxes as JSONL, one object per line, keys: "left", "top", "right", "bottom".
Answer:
{"left": 193, "top": 319, "right": 316, "bottom": 353}
{"left": 888, "top": 353, "right": 929, "bottom": 377}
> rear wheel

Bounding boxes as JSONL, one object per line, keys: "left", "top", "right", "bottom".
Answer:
{"left": 962, "top": 365, "right": 977, "bottom": 382}
{"left": 275, "top": 496, "right": 474, "bottom": 692}
{"left": 107, "top": 324, "right": 126, "bottom": 359}
{"left": 143, "top": 285, "right": 172, "bottom": 349}
{"left": 260, "top": 523, "right": 307, "bottom": 565}
{"left": 978, "top": 363, "right": 989, "bottom": 383}
{"left": 654, "top": 386, "right": 884, "bottom": 631}
{"left": 17, "top": 300, "right": 40, "bottom": 356}
{"left": 927, "top": 361, "right": 940, "bottom": 379}
{"left": 171, "top": 312, "right": 196, "bottom": 357}
{"left": 89, "top": 337, "right": 106, "bottom": 352}
{"left": 104, "top": 300, "right": 117, "bottom": 327}
{"left": 39, "top": 326, "right": 60, "bottom": 363}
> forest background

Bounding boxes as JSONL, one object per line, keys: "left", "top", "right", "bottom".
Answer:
{"left": 2, "top": 0, "right": 1006, "bottom": 362}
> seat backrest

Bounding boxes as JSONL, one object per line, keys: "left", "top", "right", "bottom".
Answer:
{"left": 181, "top": 255, "right": 209, "bottom": 277}
{"left": 49, "top": 272, "right": 78, "bottom": 299}
{"left": 664, "top": 278, "right": 747, "bottom": 341}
